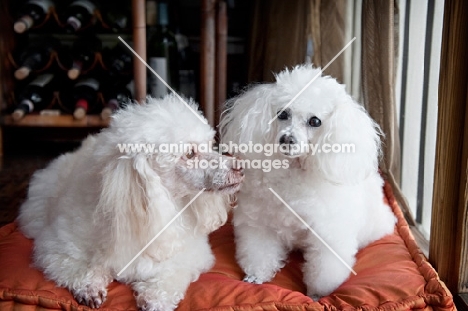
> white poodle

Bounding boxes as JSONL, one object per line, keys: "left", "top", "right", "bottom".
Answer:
{"left": 219, "top": 65, "right": 396, "bottom": 298}
{"left": 18, "top": 95, "right": 244, "bottom": 311}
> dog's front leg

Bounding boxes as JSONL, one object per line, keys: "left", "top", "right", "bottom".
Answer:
{"left": 235, "top": 223, "right": 289, "bottom": 284}
{"left": 132, "top": 279, "right": 184, "bottom": 311}
{"left": 130, "top": 237, "right": 215, "bottom": 311}
{"left": 302, "top": 237, "right": 357, "bottom": 299}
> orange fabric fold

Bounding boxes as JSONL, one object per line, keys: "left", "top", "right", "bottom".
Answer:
{"left": 0, "top": 181, "right": 455, "bottom": 311}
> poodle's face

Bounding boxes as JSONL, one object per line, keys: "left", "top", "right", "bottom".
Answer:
{"left": 273, "top": 100, "right": 327, "bottom": 158}
{"left": 270, "top": 72, "right": 342, "bottom": 159}
{"left": 148, "top": 141, "right": 244, "bottom": 197}
{"left": 173, "top": 144, "right": 244, "bottom": 194}
{"left": 108, "top": 96, "right": 244, "bottom": 197}
{"left": 220, "top": 65, "right": 381, "bottom": 183}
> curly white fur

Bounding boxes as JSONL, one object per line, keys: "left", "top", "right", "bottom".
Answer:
{"left": 219, "top": 65, "right": 396, "bottom": 298}
{"left": 18, "top": 95, "right": 244, "bottom": 311}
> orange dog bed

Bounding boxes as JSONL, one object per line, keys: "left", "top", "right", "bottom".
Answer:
{"left": 0, "top": 182, "right": 455, "bottom": 310}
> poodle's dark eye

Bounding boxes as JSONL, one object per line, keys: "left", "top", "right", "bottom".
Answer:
{"left": 308, "top": 116, "right": 321, "bottom": 127}
{"left": 277, "top": 109, "right": 289, "bottom": 120}
{"left": 185, "top": 148, "right": 195, "bottom": 159}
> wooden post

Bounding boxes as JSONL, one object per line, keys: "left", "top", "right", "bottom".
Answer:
{"left": 201, "top": 0, "right": 216, "bottom": 126}
{"left": 215, "top": 1, "right": 227, "bottom": 128}
{"left": 430, "top": 0, "right": 468, "bottom": 308}
{"left": 132, "top": 0, "right": 147, "bottom": 102}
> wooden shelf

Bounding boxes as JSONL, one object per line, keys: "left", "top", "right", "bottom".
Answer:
{"left": 2, "top": 115, "right": 109, "bottom": 128}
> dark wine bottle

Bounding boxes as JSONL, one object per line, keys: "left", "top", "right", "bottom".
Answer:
{"left": 103, "top": 4, "right": 130, "bottom": 33}
{"left": 67, "top": 36, "right": 102, "bottom": 80}
{"left": 14, "top": 0, "right": 55, "bottom": 34}
{"left": 70, "top": 77, "right": 100, "bottom": 119}
{"left": 146, "top": 0, "right": 179, "bottom": 97}
{"left": 12, "top": 73, "right": 55, "bottom": 120}
{"left": 104, "top": 42, "right": 132, "bottom": 76}
{"left": 63, "top": 0, "right": 98, "bottom": 33}
{"left": 175, "top": 31, "right": 196, "bottom": 99}
{"left": 101, "top": 81, "right": 132, "bottom": 120}
{"left": 14, "top": 37, "right": 60, "bottom": 80}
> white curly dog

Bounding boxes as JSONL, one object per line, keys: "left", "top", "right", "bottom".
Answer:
{"left": 220, "top": 65, "right": 396, "bottom": 298}
{"left": 18, "top": 95, "right": 244, "bottom": 311}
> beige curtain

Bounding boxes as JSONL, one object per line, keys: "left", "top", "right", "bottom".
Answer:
{"left": 247, "top": 0, "right": 415, "bottom": 225}
{"left": 248, "top": 0, "right": 346, "bottom": 83}
{"left": 247, "top": 0, "right": 309, "bottom": 82}
{"left": 361, "top": 0, "right": 415, "bottom": 225}
{"left": 310, "top": 0, "right": 346, "bottom": 83}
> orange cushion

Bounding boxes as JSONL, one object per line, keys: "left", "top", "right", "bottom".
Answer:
{"left": 0, "top": 182, "right": 455, "bottom": 311}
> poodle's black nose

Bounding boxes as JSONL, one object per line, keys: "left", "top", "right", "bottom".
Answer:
{"left": 280, "top": 134, "right": 297, "bottom": 145}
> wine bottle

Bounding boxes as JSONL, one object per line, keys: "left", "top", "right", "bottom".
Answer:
{"left": 14, "top": 0, "right": 55, "bottom": 34}
{"left": 12, "top": 73, "right": 55, "bottom": 120}
{"left": 146, "top": 0, "right": 179, "bottom": 97}
{"left": 101, "top": 81, "right": 132, "bottom": 120}
{"left": 102, "top": 4, "right": 130, "bottom": 33}
{"left": 63, "top": 0, "right": 98, "bottom": 33}
{"left": 14, "top": 37, "right": 60, "bottom": 80}
{"left": 70, "top": 77, "right": 100, "bottom": 119}
{"left": 175, "top": 31, "right": 196, "bottom": 99}
{"left": 67, "top": 36, "right": 102, "bottom": 80}
{"left": 104, "top": 42, "right": 132, "bottom": 76}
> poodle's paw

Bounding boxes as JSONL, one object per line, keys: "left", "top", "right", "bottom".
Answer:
{"left": 134, "top": 288, "right": 183, "bottom": 311}
{"left": 305, "top": 280, "right": 336, "bottom": 299}
{"left": 243, "top": 275, "right": 264, "bottom": 284}
{"left": 309, "top": 294, "right": 323, "bottom": 301}
{"left": 72, "top": 284, "right": 107, "bottom": 309}
{"left": 137, "top": 298, "right": 179, "bottom": 311}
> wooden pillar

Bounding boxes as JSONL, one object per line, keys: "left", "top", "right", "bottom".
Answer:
{"left": 132, "top": 0, "right": 147, "bottom": 102}
{"left": 215, "top": 1, "right": 227, "bottom": 128}
{"left": 201, "top": 0, "right": 217, "bottom": 126}
{"left": 429, "top": 0, "right": 468, "bottom": 308}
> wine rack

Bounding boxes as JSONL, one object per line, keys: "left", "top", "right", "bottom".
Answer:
{"left": 2, "top": 114, "right": 107, "bottom": 127}
{"left": 0, "top": 0, "right": 230, "bottom": 155}
{"left": 0, "top": 0, "right": 148, "bottom": 154}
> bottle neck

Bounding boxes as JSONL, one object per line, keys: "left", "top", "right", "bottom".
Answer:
{"left": 23, "top": 56, "right": 40, "bottom": 69}
{"left": 30, "top": 73, "right": 54, "bottom": 88}
{"left": 66, "top": 16, "right": 82, "bottom": 32}
{"left": 19, "top": 100, "right": 35, "bottom": 113}
{"left": 158, "top": 2, "right": 169, "bottom": 27}
{"left": 14, "top": 16, "right": 34, "bottom": 33}
{"left": 22, "top": 45, "right": 53, "bottom": 69}
{"left": 75, "top": 98, "right": 89, "bottom": 111}
{"left": 147, "top": 1, "right": 170, "bottom": 29}
{"left": 146, "top": 0, "right": 157, "bottom": 27}
{"left": 106, "top": 99, "right": 119, "bottom": 110}
{"left": 66, "top": 0, "right": 97, "bottom": 32}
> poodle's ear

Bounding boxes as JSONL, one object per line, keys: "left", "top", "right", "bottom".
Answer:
{"left": 188, "top": 192, "right": 230, "bottom": 234}
{"left": 312, "top": 96, "right": 382, "bottom": 184}
{"left": 219, "top": 84, "right": 275, "bottom": 149}
{"left": 96, "top": 153, "right": 177, "bottom": 242}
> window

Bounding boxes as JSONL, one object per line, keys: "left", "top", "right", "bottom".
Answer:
{"left": 396, "top": 0, "right": 444, "bottom": 240}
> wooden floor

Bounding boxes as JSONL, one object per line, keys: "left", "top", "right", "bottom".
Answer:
{"left": 0, "top": 155, "right": 54, "bottom": 227}
{"left": 0, "top": 140, "right": 82, "bottom": 227}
